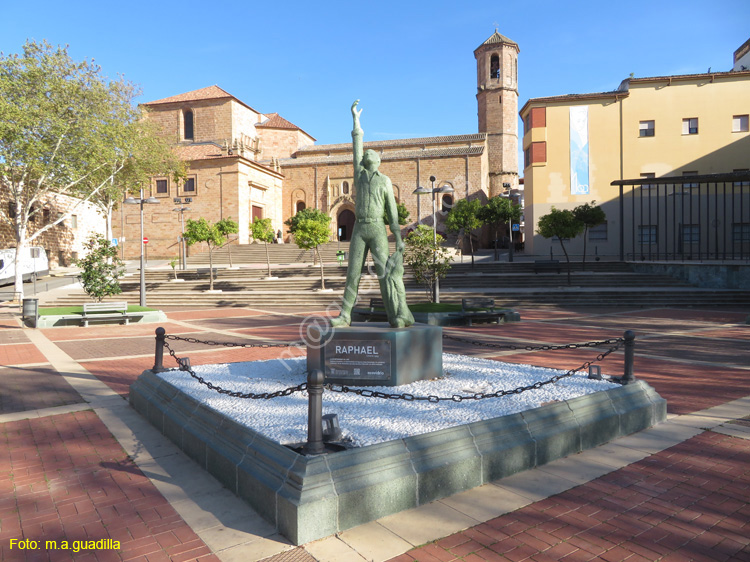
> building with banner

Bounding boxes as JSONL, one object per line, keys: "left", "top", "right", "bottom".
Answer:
{"left": 520, "top": 44, "right": 750, "bottom": 258}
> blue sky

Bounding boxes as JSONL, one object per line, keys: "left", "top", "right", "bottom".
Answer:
{"left": 2, "top": 0, "right": 748, "bottom": 150}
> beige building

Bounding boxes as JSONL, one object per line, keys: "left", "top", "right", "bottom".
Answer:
{"left": 114, "top": 30, "right": 521, "bottom": 258}
{"left": 521, "top": 64, "right": 750, "bottom": 258}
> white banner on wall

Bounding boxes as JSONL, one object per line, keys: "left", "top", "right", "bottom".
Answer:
{"left": 570, "top": 106, "right": 590, "bottom": 195}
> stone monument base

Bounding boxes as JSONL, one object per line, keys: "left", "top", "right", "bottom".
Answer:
{"left": 307, "top": 322, "right": 442, "bottom": 386}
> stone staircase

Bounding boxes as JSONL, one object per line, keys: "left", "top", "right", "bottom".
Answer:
{"left": 43, "top": 261, "right": 750, "bottom": 308}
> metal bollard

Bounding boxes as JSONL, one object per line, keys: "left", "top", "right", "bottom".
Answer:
{"left": 619, "top": 330, "right": 636, "bottom": 385}
{"left": 304, "top": 370, "right": 326, "bottom": 455}
{"left": 153, "top": 327, "right": 168, "bottom": 373}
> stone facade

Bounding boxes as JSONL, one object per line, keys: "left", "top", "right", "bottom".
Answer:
{"left": 114, "top": 31, "right": 521, "bottom": 257}
{"left": 0, "top": 191, "right": 104, "bottom": 268}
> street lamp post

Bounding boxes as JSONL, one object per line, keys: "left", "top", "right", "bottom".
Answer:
{"left": 413, "top": 176, "right": 454, "bottom": 303}
{"left": 124, "top": 189, "right": 160, "bottom": 307}
{"left": 500, "top": 184, "right": 514, "bottom": 263}
{"left": 173, "top": 198, "right": 191, "bottom": 270}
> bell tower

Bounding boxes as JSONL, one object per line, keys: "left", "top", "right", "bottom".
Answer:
{"left": 475, "top": 29, "right": 519, "bottom": 196}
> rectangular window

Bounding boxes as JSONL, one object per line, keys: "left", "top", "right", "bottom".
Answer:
{"left": 732, "top": 114, "right": 749, "bottom": 132}
{"left": 682, "top": 171, "right": 699, "bottom": 189}
{"left": 733, "top": 223, "right": 750, "bottom": 242}
{"left": 43, "top": 209, "right": 51, "bottom": 224}
{"left": 682, "top": 224, "right": 700, "bottom": 244}
{"left": 682, "top": 117, "right": 699, "bottom": 135}
{"left": 638, "top": 225, "right": 658, "bottom": 245}
{"left": 155, "top": 179, "right": 168, "bottom": 195}
{"left": 179, "top": 176, "right": 197, "bottom": 196}
{"left": 524, "top": 147, "right": 531, "bottom": 168}
{"left": 588, "top": 221, "right": 608, "bottom": 241}
{"left": 639, "top": 120, "right": 655, "bottom": 137}
{"left": 183, "top": 109, "right": 194, "bottom": 140}
{"left": 70, "top": 215, "right": 78, "bottom": 229}
{"left": 640, "top": 172, "right": 656, "bottom": 189}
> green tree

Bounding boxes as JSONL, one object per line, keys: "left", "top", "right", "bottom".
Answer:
{"left": 382, "top": 201, "right": 410, "bottom": 226}
{"left": 0, "top": 40, "right": 176, "bottom": 299}
{"left": 182, "top": 217, "right": 239, "bottom": 290}
{"left": 291, "top": 212, "right": 332, "bottom": 290}
{"left": 285, "top": 208, "right": 330, "bottom": 265}
{"left": 445, "top": 198, "right": 484, "bottom": 267}
{"left": 405, "top": 225, "right": 453, "bottom": 302}
{"left": 250, "top": 217, "right": 275, "bottom": 278}
{"left": 478, "top": 196, "right": 523, "bottom": 250}
{"left": 572, "top": 201, "right": 606, "bottom": 270}
{"left": 74, "top": 235, "right": 125, "bottom": 302}
{"left": 537, "top": 207, "right": 585, "bottom": 285}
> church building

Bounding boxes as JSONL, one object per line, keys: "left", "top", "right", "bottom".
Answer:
{"left": 113, "top": 31, "right": 521, "bottom": 259}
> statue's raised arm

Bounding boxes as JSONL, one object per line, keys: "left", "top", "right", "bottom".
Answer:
{"left": 351, "top": 100, "right": 364, "bottom": 176}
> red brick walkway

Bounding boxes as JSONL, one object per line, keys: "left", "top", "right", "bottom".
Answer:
{"left": 0, "top": 410, "right": 219, "bottom": 562}
{"left": 1, "top": 304, "right": 748, "bottom": 562}
{"left": 388, "top": 431, "right": 750, "bottom": 562}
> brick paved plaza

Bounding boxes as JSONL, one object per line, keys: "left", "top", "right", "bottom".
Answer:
{"left": 0, "top": 303, "right": 748, "bottom": 561}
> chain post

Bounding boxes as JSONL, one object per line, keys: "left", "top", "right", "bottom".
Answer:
{"left": 304, "top": 370, "right": 326, "bottom": 455}
{"left": 153, "top": 327, "right": 168, "bottom": 373}
{"left": 619, "top": 330, "right": 636, "bottom": 385}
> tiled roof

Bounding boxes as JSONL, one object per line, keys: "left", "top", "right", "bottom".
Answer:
{"left": 280, "top": 145, "right": 484, "bottom": 167}
{"left": 257, "top": 113, "right": 316, "bottom": 141}
{"left": 295, "top": 133, "right": 487, "bottom": 155}
{"left": 475, "top": 30, "right": 518, "bottom": 51}
{"left": 628, "top": 68, "right": 750, "bottom": 84}
{"left": 143, "top": 85, "right": 262, "bottom": 114}
{"left": 257, "top": 113, "right": 299, "bottom": 130}
{"left": 144, "top": 85, "right": 235, "bottom": 105}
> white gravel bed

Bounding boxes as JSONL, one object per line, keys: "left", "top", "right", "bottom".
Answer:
{"left": 157, "top": 354, "right": 619, "bottom": 448}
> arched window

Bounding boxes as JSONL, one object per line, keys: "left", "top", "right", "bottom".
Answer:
{"left": 183, "top": 110, "right": 194, "bottom": 140}
{"left": 393, "top": 184, "right": 400, "bottom": 203}
{"left": 342, "top": 181, "right": 349, "bottom": 195}
{"left": 441, "top": 194, "right": 454, "bottom": 213}
{"left": 490, "top": 54, "right": 500, "bottom": 79}
{"left": 296, "top": 201, "right": 306, "bottom": 213}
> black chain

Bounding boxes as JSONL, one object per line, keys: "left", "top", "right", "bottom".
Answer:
{"left": 161, "top": 332, "right": 623, "bottom": 403}
{"left": 162, "top": 340, "right": 307, "bottom": 399}
{"left": 325, "top": 339, "right": 623, "bottom": 403}
{"left": 443, "top": 333, "right": 623, "bottom": 352}
{"left": 165, "top": 334, "right": 301, "bottom": 349}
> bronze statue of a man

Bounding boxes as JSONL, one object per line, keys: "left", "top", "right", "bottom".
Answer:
{"left": 330, "top": 101, "right": 414, "bottom": 328}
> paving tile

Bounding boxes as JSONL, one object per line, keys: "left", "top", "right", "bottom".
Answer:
{"left": 378, "top": 500, "right": 480, "bottom": 547}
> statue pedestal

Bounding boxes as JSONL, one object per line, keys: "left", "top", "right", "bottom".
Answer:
{"left": 307, "top": 323, "right": 443, "bottom": 387}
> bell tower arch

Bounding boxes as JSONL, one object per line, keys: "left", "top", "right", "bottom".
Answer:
{"left": 475, "top": 29, "right": 520, "bottom": 196}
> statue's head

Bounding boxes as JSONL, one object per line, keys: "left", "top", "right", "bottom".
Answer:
{"left": 362, "top": 149, "right": 381, "bottom": 171}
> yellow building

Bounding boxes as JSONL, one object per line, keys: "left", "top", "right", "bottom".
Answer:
{"left": 521, "top": 67, "right": 750, "bottom": 259}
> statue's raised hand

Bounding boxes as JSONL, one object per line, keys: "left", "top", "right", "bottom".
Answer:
{"left": 352, "top": 99, "right": 362, "bottom": 123}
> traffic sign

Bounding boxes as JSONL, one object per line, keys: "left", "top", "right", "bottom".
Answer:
{"left": 143, "top": 237, "right": 149, "bottom": 244}
{"left": 512, "top": 224, "right": 520, "bottom": 232}
{"left": 111, "top": 238, "right": 118, "bottom": 246}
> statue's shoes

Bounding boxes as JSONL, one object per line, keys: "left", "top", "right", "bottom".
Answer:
{"left": 330, "top": 315, "right": 351, "bottom": 328}
{"left": 391, "top": 318, "right": 407, "bottom": 328}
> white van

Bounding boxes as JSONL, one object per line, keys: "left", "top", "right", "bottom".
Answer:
{"left": 0, "top": 247, "right": 50, "bottom": 286}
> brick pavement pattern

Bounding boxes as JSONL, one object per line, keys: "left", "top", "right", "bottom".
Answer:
{"left": 388, "top": 431, "right": 750, "bottom": 562}
{"left": 0, "top": 303, "right": 748, "bottom": 562}
{"left": 0, "top": 410, "right": 220, "bottom": 562}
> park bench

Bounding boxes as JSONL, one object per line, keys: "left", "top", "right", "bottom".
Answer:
{"left": 461, "top": 297, "right": 508, "bottom": 326}
{"left": 63, "top": 302, "right": 143, "bottom": 327}
{"left": 532, "top": 259, "right": 562, "bottom": 274}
